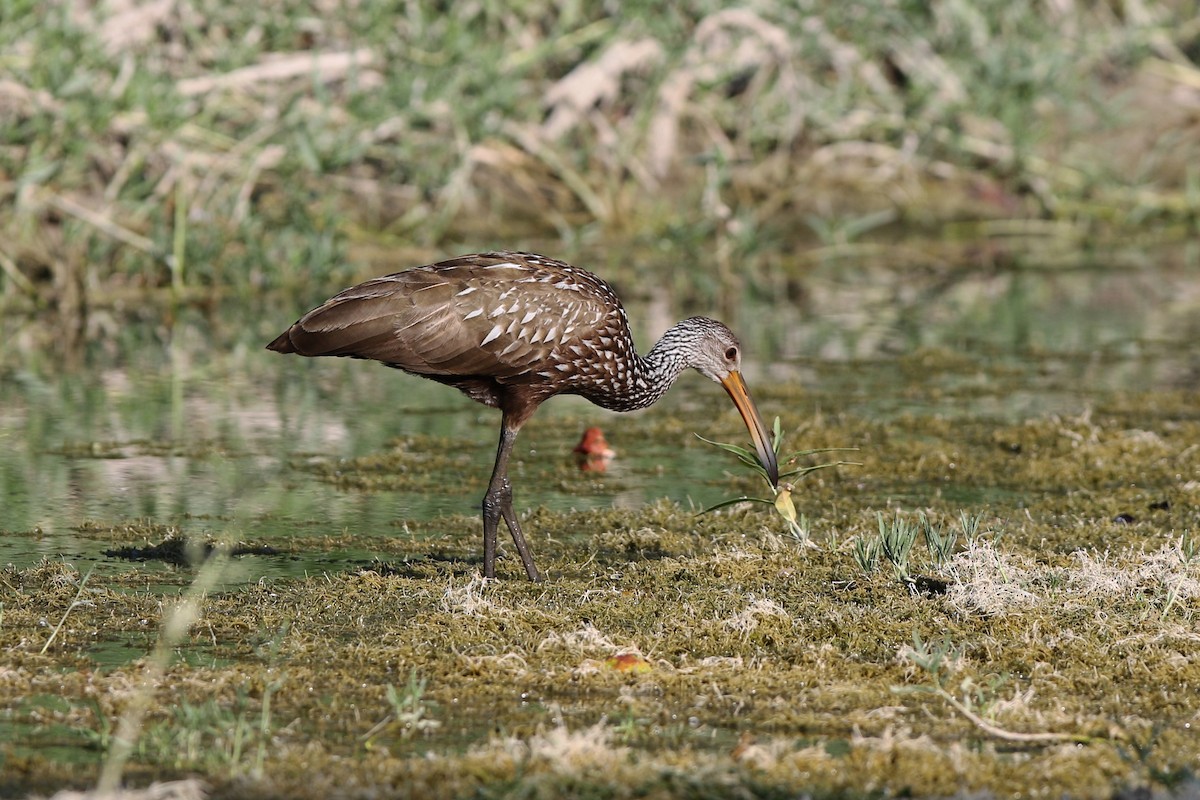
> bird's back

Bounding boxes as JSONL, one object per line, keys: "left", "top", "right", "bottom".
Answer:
{"left": 267, "top": 252, "right": 635, "bottom": 406}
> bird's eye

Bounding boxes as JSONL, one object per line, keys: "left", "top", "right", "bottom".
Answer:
{"left": 724, "top": 346, "right": 738, "bottom": 360}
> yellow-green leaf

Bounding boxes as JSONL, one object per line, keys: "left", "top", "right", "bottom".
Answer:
{"left": 774, "top": 488, "right": 797, "bottom": 525}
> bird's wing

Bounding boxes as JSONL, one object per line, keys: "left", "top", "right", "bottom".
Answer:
{"left": 281, "top": 256, "right": 618, "bottom": 380}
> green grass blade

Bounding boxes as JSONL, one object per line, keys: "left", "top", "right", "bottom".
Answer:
{"left": 694, "top": 433, "right": 770, "bottom": 476}
{"left": 779, "top": 459, "right": 862, "bottom": 480}
{"left": 697, "top": 496, "right": 775, "bottom": 515}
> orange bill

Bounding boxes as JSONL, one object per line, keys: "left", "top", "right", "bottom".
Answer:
{"left": 719, "top": 370, "right": 779, "bottom": 488}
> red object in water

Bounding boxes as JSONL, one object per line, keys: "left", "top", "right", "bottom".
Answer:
{"left": 605, "top": 652, "right": 651, "bottom": 672}
{"left": 573, "top": 427, "right": 616, "bottom": 472}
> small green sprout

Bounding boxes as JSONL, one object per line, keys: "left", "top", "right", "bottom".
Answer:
{"left": 919, "top": 512, "right": 958, "bottom": 566}
{"left": 1178, "top": 530, "right": 1195, "bottom": 563}
{"left": 957, "top": 510, "right": 984, "bottom": 543}
{"left": 853, "top": 535, "right": 883, "bottom": 574}
{"left": 879, "top": 512, "right": 918, "bottom": 580}
{"left": 362, "top": 669, "right": 441, "bottom": 747}
{"left": 698, "top": 417, "right": 858, "bottom": 542}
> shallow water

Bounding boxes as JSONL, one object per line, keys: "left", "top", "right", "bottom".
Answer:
{"left": 1, "top": 248, "right": 1197, "bottom": 588}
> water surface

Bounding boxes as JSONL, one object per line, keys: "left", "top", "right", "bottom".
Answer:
{"left": 1, "top": 248, "right": 1196, "bottom": 585}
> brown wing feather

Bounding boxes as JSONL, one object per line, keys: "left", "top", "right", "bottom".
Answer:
{"left": 275, "top": 271, "right": 450, "bottom": 363}
{"left": 270, "top": 253, "right": 620, "bottom": 385}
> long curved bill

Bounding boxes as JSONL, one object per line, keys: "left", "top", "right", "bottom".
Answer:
{"left": 719, "top": 370, "right": 780, "bottom": 488}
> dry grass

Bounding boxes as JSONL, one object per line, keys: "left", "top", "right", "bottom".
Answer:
{"left": 943, "top": 540, "right": 1041, "bottom": 617}
{"left": 46, "top": 780, "right": 207, "bottom": 800}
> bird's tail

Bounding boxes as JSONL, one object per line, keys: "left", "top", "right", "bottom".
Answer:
{"left": 265, "top": 330, "right": 298, "bottom": 353}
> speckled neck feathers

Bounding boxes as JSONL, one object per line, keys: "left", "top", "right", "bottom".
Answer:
{"left": 580, "top": 317, "right": 728, "bottom": 412}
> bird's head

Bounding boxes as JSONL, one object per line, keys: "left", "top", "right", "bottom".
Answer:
{"left": 678, "top": 318, "right": 780, "bottom": 488}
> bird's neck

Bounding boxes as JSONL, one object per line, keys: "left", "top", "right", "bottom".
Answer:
{"left": 586, "top": 323, "right": 694, "bottom": 412}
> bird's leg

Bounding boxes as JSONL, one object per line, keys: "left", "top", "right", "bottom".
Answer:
{"left": 482, "top": 418, "right": 542, "bottom": 581}
{"left": 499, "top": 485, "right": 540, "bottom": 582}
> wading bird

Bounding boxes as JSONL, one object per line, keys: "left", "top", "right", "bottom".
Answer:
{"left": 267, "top": 251, "right": 778, "bottom": 581}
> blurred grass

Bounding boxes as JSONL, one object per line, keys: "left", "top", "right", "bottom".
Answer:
{"left": 2, "top": 0, "right": 1199, "bottom": 319}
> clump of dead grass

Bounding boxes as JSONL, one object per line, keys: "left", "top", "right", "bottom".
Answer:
{"left": 479, "top": 719, "right": 630, "bottom": 773}
{"left": 536, "top": 623, "right": 634, "bottom": 658}
{"left": 943, "top": 539, "right": 1041, "bottom": 617}
{"left": 440, "top": 573, "right": 503, "bottom": 616}
{"left": 720, "top": 595, "right": 792, "bottom": 637}
{"left": 1065, "top": 542, "right": 1200, "bottom": 608}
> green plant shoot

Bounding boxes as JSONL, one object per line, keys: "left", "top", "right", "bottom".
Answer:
{"left": 698, "top": 416, "right": 859, "bottom": 539}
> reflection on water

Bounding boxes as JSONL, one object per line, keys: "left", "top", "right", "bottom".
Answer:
{"left": 1, "top": 252, "right": 1197, "bottom": 581}
{"left": 747, "top": 255, "right": 1199, "bottom": 419}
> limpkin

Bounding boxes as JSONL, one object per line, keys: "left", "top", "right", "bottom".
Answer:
{"left": 267, "top": 251, "right": 778, "bottom": 581}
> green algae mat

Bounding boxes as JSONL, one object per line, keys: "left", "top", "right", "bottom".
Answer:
{"left": 3, "top": 386, "right": 1198, "bottom": 799}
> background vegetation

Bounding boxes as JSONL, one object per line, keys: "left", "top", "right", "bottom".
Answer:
{"left": 3, "top": 0, "right": 1200, "bottom": 347}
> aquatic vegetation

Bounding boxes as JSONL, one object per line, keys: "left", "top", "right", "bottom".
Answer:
{"left": 698, "top": 416, "right": 858, "bottom": 542}
{"left": 96, "top": 550, "right": 236, "bottom": 793}
{"left": 135, "top": 692, "right": 279, "bottom": 777}
{"left": 918, "top": 511, "right": 958, "bottom": 566}
{"left": 5, "top": 501, "right": 1200, "bottom": 798}
{"left": 38, "top": 564, "right": 94, "bottom": 655}
{"left": 852, "top": 535, "right": 883, "bottom": 575}
{"left": 2, "top": 242, "right": 1199, "bottom": 796}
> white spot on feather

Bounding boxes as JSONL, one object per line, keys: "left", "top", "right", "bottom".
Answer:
{"left": 463, "top": 308, "right": 483, "bottom": 320}
{"left": 456, "top": 286, "right": 477, "bottom": 296}
{"left": 481, "top": 324, "right": 504, "bottom": 346}
{"left": 520, "top": 310, "right": 537, "bottom": 324}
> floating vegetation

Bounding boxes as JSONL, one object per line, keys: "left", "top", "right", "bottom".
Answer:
{"left": 897, "top": 633, "right": 1095, "bottom": 745}
{"left": 4, "top": 506, "right": 1200, "bottom": 798}
{"left": 2, "top": 378, "right": 1200, "bottom": 796}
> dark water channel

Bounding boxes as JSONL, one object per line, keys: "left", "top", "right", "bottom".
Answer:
{"left": 2, "top": 248, "right": 1197, "bottom": 590}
